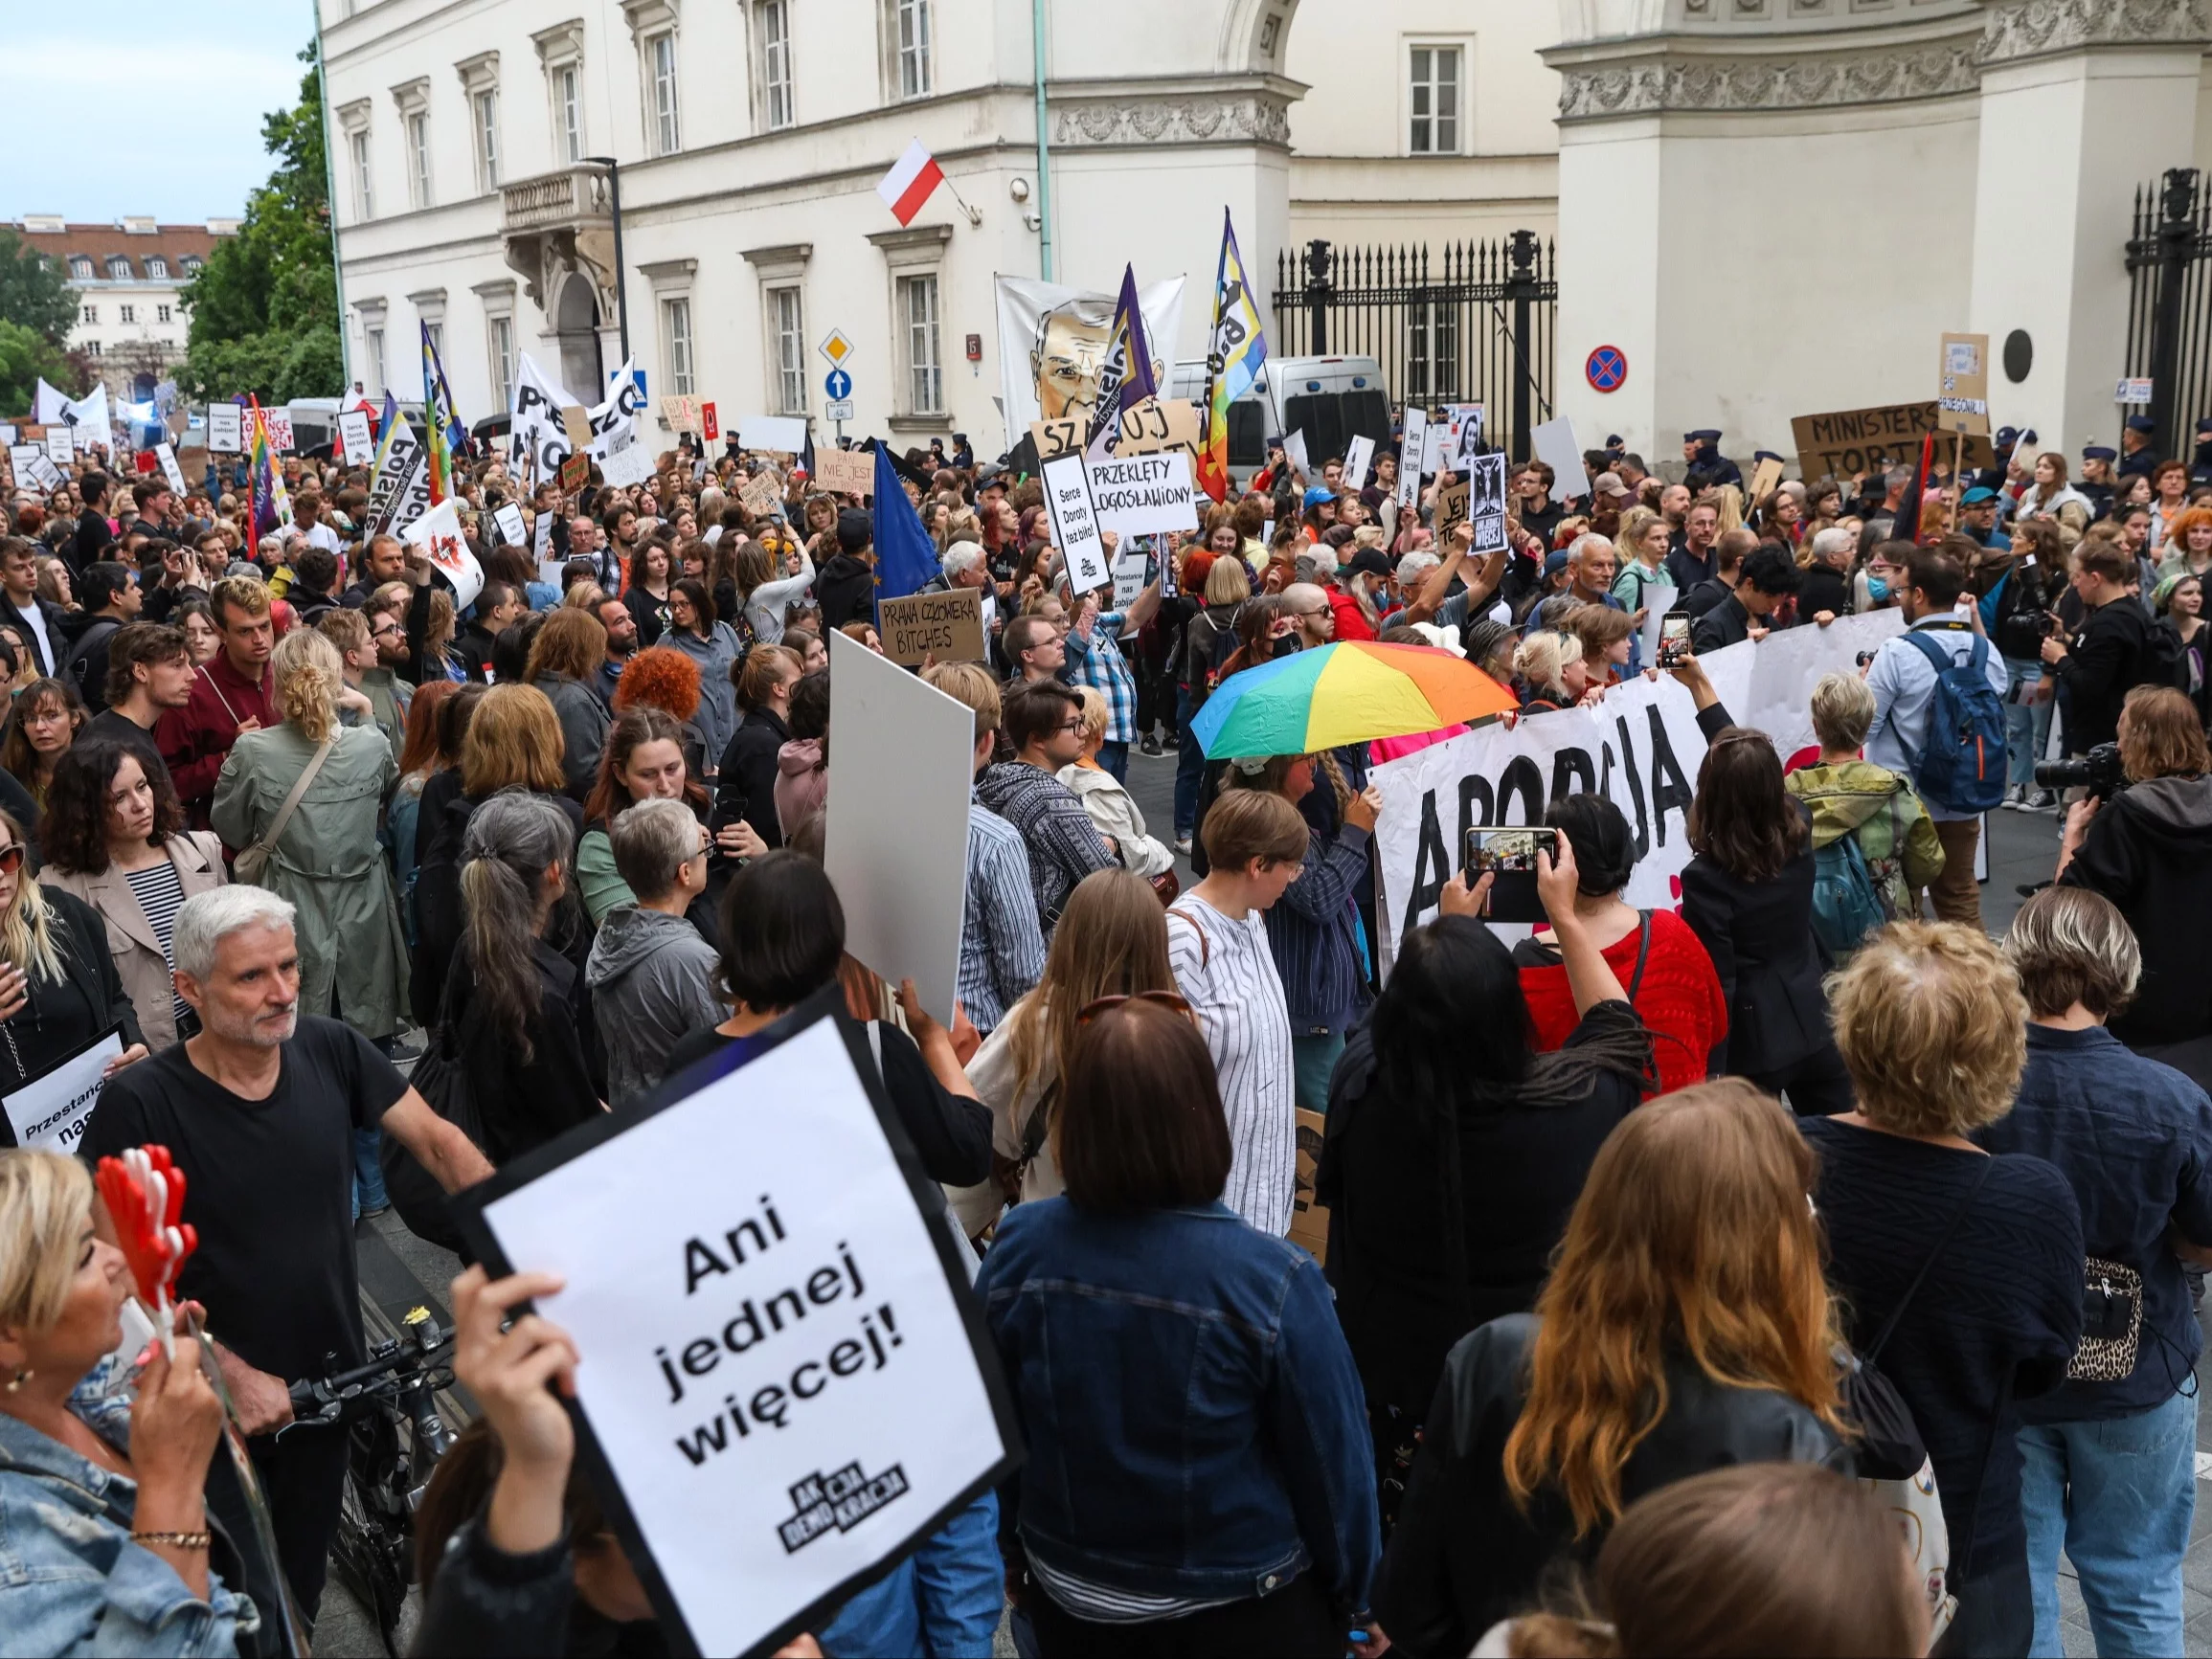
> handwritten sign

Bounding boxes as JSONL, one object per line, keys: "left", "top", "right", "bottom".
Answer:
{"left": 1087, "top": 451, "right": 1200, "bottom": 537}
{"left": 1028, "top": 415, "right": 1083, "bottom": 464}
{"left": 493, "top": 503, "right": 528, "bottom": 547}
{"left": 1042, "top": 455, "right": 1110, "bottom": 593}
{"left": 1791, "top": 401, "right": 1996, "bottom": 480}
{"left": 661, "top": 394, "right": 700, "bottom": 434}
{"left": 876, "top": 588, "right": 985, "bottom": 666}
{"left": 701, "top": 402, "right": 720, "bottom": 441}
{"left": 261, "top": 411, "right": 294, "bottom": 454}
{"left": 1938, "top": 332, "right": 1991, "bottom": 437}
{"left": 1109, "top": 397, "right": 1202, "bottom": 463}
{"left": 815, "top": 447, "right": 875, "bottom": 498}
{"left": 741, "top": 470, "right": 785, "bottom": 518}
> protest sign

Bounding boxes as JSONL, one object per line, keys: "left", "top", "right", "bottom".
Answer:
{"left": 559, "top": 453, "right": 592, "bottom": 493}
{"left": 533, "top": 507, "right": 555, "bottom": 564}
{"left": 1445, "top": 405, "right": 1485, "bottom": 466}
{"left": 1747, "top": 455, "right": 1785, "bottom": 505}
{"left": 598, "top": 423, "right": 657, "bottom": 488}
{"left": 1397, "top": 409, "right": 1427, "bottom": 503}
{"left": 363, "top": 424, "right": 424, "bottom": 539}
{"left": 1343, "top": 435, "right": 1375, "bottom": 493}
{"left": 1088, "top": 451, "right": 1199, "bottom": 537}
{"left": 661, "top": 394, "right": 700, "bottom": 433}
{"left": 701, "top": 402, "right": 720, "bottom": 441}
{"left": 13, "top": 442, "right": 48, "bottom": 482}
{"left": 741, "top": 470, "right": 785, "bottom": 517}
{"left": 740, "top": 415, "right": 809, "bottom": 456}
{"left": 45, "top": 425, "right": 74, "bottom": 465}
{"left": 338, "top": 409, "right": 374, "bottom": 465}
{"left": 1530, "top": 417, "right": 1589, "bottom": 503}
{"left": 1282, "top": 430, "right": 1311, "bottom": 480}
{"left": 824, "top": 631, "right": 976, "bottom": 1021}
{"left": 206, "top": 404, "right": 242, "bottom": 453}
{"left": 1421, "top": 422, "right": 1448, "bottom": 477}
{"left": 1111, "top": 550, "right": 1150, "bottom": 608}
{"left": 815, "top": 447, "right": 875, "bottom": 498}
{"left": 154, "top": 443, "right": 188, "bottom": 496}
{"left": 1938, "top": 332, "right": 1991, "bottom": 437}
{"left": 1791, "top": 402, "right": 1995, "bottom": 480}
{"left": 21, "top": 451, "right": 64, "bottom": 492}
{"left": 0, "top": 424, "right": 14, "bottom": 447}
{"left": 1028, "top": 415, "right": 1083, "bottom": 464}
{"left": 261, "top": 411, "right": 294, "bottom": 453}
{"left": 1369, "top": 611, "right": 1905, "bottom": 964}
{"left": 3, "top": 1027, "right": 122, "bottom": 1154}
{"left": 401, "top": 499, "right": 485, "bottom": 608}
{"left": 1288, "top": 1109, "right": 1329, "bottom": 1266}
{"left": 514, "top": 353, "right": 651, "bottom": 479}
{"left": 1468, "top": 452, "right": 1510, "bottom": 552}
{"left": 1042, "top": 455, "right": 1110, "bottom": 593}
{"left": 493, "top": 503, "right": 528, "bottom": 547}
{"left": 876, "top": 589, "right": 986, "bottom": 667}
{"left": 1110, "top": 397, "right": 1202, "bottom": 464}
{"left": 456, "top": 998, "right": 1020, "bottom": 1659}
{"left": 561, "top": 406, "right": 596, "bottom": 457}
{"left": 1435, "top": 479, "right": 1469, "bottom": 542}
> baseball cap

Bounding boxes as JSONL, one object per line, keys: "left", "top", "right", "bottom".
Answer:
{"left": 1960, "top": 486, "right": 1998, "bottom": 505}
{"left": 1592, "top": 471, "right": 1628, "bottom": 498}
{"left": 1343, "top": 548, "right": 1394, "bottom": 581}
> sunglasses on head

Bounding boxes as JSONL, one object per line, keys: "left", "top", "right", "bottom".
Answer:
{"left": 1076, "top": 991, "right": 1194, "bottom": 1026}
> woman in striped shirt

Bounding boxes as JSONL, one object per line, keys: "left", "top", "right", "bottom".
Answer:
{"left": 1167, "top": 788, "right": 1308, "bottom": 1235}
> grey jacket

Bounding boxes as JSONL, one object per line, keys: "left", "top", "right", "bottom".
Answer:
{"left": 531, "top": 671, "right": 612, "bottom": 801}
{"left": 584, "top": 903, "right": 724, "bottom": 1110}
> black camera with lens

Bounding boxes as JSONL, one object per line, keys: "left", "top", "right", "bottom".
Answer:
{"left": 2034, "top": 742, "right": 2126, "bottom": 803}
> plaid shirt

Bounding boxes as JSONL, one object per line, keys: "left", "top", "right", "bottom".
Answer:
{"left": 1061, "top": 610, "right": 1138, "bottom": 743}
{"left": 958, "top": 800, "right": 1047, "bottom": 1035}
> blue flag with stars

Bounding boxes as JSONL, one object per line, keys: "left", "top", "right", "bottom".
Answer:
{"left": 870, "top": 441, "right": 939, "bottom": 610}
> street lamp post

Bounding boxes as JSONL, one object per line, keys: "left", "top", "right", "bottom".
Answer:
{"left": 582, "top": 156, "right": 632, "bottom": 370}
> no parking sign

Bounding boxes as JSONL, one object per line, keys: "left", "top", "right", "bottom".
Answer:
{"left": 1586, "top": 346, "right": 1628, "bottom": 393}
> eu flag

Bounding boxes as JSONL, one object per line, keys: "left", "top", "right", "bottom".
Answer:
{"left": 871, "top": 442, "right": 939, "bottom": 609}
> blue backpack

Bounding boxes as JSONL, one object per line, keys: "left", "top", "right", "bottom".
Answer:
{"left": 1810, "top": 835, "right": 1888, "bottom": 959}
{"left": 1903, "top": 630, "right": 2006, "bottom": 814}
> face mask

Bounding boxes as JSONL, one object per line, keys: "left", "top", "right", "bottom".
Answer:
{"left": 1866, "top": 576, "right": 1890, "bottom": 603}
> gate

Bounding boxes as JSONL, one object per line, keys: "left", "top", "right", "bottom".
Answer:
{"left": 1272, "top": 231, "right": 1557, "bottom": 461}
{"left": 2123, "top": 168, "right": 2212, "bottom": 453}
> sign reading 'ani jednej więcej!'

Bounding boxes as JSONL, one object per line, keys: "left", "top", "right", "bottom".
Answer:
{"left": 455, "top": 996, "right": 1021, "bottom": 1659}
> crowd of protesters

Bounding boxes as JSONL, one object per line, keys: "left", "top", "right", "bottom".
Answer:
{"left": 0, "top": 403, "right": 2206, "bottom": 1659}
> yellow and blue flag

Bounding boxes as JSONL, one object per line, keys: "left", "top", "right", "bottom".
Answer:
{"left": 1198, "top": 209, "right": 1268, "bottom": 503}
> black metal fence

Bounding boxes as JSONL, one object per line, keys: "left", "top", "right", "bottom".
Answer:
{"left": 1272, "top": 232, "right": 1557, "bottom": 461}
{"left": 2124, "top": 168, "right": 2212, "bottom": 452}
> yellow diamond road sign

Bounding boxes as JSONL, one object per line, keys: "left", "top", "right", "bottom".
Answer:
{"left": 819, "top": 329, "right": 855, "bottom": 368}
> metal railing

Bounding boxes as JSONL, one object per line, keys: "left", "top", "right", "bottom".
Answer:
{"left": 2123, "top": 168, "right": 2212, "bottom": 454}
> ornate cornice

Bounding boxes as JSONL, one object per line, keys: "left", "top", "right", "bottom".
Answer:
{"left": 1977, "top": 0, "right": 2211, "bottom": 67}
{"left": 1050, "top": 92, "right": 1292, "bottom": 148}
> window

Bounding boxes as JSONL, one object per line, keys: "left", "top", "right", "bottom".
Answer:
{"left": 893, "top": 0, "right": 932, "bottom": 98}
{"left": 106, "top": 257, "right": 132, "bottom": 280}
{"left": 365, "top": 325, "right": 387, "bottom": 392}
{"left": 147, "top": 257, "right": 169, "bottom": 279}
{"left": 1409, "top": 46, "right": 1461, "bottom": 155}
{"left": 662, "top": 296, "right": 694, "bottom": 395}
{"left": 558, "top": 63, "right": 585, "bottom": 161}
{"left": 1403, "top": 298, "right": 1459, "bottom": 404}
{"left": 408, "top": 110, "right": 434, "bottom": 208}
{"left": 157, "top": 304, "right": 172, "bottom": 323}
{"left": 83, "top": 342, "right": 100, "bottom": 357}
{"left": 119, "top": 304, "right": 136, "bottom": 324}
{"left": 771, "top": 286, "right": 805, "bottom": 415}
{"left": 181, "top": 256, "right": 202, "bottom": 275}
{"left": 69, "top": 256, "right": 93, "bottom": 279}
{"left": 473, "top": 89, "right": 501, "bottom": 191}
{"left": 350, "top": 129, "right": 373, "bottom": 219}
{"left": 425, "top": 321, "right": 444, "bottom": 357}
{"left": 488, "top": 314, "right": 515, "bottom": 410}
{"left": 898, "top": 273, "right": 942, "bottom": 414}
{"left": 647, "top": 34, "right": 680, "bottom": 155}
{"left": 758, "top": 1, "right": 795, "bottom": 130}
{"left": 80, "top": 304, "right": 97, "bottom": 325}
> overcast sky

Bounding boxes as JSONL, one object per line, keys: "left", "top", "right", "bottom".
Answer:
{"left": 7, "top": 1, "right": 315, "bottom": 226}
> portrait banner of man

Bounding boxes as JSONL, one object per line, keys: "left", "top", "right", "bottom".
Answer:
{"left": 993, "top": 274, "right": 1185, "bottom": 455}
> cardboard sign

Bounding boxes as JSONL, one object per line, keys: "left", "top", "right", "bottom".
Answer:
{"left": 559, "top": 452, "right": 593, "bottom": 493}
{"left": 661, "top": 394, "right": 700, "bottom": 434}
{"left": 741, "top": 470, "right": 785, "bottom": 518}
{"left": 1088, "top": 451, "right": 1200, "bottom": 537}
{"left": 740, "top": 415, "right": 809, "bottom": 456}
{"left": 493, "top": 503, "right": 528, "bottom": 547}
{"left": 1109, "top": 397, "right": 1202, "bottom": 463}
{"left": 824, "top": 632, "right": 978, "bottom": 1021}
{"left": 1435, "top": 479, "right": 1469, "bottom": 542}
{"left": 1791, "top": 402, "right": 1996, "bottom": 480}
{"left": 1938, "top": 332, "right": 1991, "bottom": 437}
{"left": 814, "top": 447, "right": 875, "bottom": 498}
{"left": 561, "top": 404, "right": 596, "bottom": 454}
{"left": 876, "top": 588, "right": 986, "bottom": 668}
{"left": 154, "top": 442, "right": 188, "bottom": 496}
{"left": 1529, "top": 416, "right": 1589, "bottom": 503}
{"left": 1398, "top": 409, "right": 1427, "bottom": 502}
{"left": 1042, "top": 455, "right": 1110, "bottom": 593}
{"left": 1027, "top": 415, "right": 1083, "bottom": 464}
{"left": 261, "top": 410, "right": 294, "bottom": 454}
{"left": 44, "top": 425, "right": 73, "bottom": 465}
{"left": 1747, "top": 455, "right": 1785, "bottom": 504}
{"left": 701, "top": 402, "right": 720, "bottom": 441}
{"left": 1343, "top": 435, "right": 1375, "bottom": 494}
{"left": 338, "top": 408, "right": 374, "bottom": 464}
{"left": 206, "top": 404, "right": 242, "bottom": 453}
{"left": 454, "top": 999, "right": 1020, "bottom": 1659}
{"left": 1288, "top": 1108, "right": 1329, "bottom": 1266}
{"left": 3, "top": 1027, "right": 122, "bottom": 1154}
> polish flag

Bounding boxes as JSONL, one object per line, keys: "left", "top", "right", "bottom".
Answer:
{"left": 877, "top": 139, "right": 945, "bottom": 226}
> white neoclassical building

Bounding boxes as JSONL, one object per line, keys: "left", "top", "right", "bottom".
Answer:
{"left": 321, "top": 0, "right": 2212, "bottom": 468}
{"left": 9, "top": 216, "right": 238, "bottom": 403}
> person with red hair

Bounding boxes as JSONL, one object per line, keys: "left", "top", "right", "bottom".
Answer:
{"left": 612, "top": 644, "right": 708, "bottom": 781}
{"left": 2157, "top": 503, "right": 2212, "bottom": 584}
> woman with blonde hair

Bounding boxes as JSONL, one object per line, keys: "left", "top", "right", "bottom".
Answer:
{"left": 1058, "top": 686, "right": 1175, "bottom": 886}
{"left": 213, "top": 625, "right": 409, "bottom": 1042}
{"left": 1513, "top": 628, "right": 1591, "bottom": 714}
{"left": 947, "top": 867, "right": 1175, "bottom": 1236}
{"left": 1374, "top": 1080, "right": 1848, "bottom": 1656}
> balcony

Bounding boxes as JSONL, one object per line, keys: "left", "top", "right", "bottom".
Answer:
{"left": 500, "top": 166, "right": 617, "bottom": 321}
{"left": 501, "top": 166, "right": 611, "bottom": 235}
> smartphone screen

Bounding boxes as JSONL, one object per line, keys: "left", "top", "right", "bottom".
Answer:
{"left": 1461, "top": 828, "right": 1557, "bottom": 925}
{"left": 1657, "top": 613, "right": 1690, "bottom": 668}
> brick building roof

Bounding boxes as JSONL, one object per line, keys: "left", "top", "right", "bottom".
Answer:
{"left": 9, "top": 219, "right": 237, "bottom": 283}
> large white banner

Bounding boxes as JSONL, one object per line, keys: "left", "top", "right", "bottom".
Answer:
{"left": 993, "top": 274, "right": 1186, "bottom": 453}
{"left": 510, "top": 353, "right": 649, "bottom": 481}
{"left": 1370, "top": 611, "right": 1907, "bottom": 964}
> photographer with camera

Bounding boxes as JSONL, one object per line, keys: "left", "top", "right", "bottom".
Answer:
{"left": 2055, "top": 686, "right": 2212, "bottom": 1089}
{"left": 2042, "top": 539, "right": 2156, "bottom": 761}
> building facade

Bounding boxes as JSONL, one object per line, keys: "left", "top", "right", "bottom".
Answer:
{"left": 10, "top": 216, "right": 237, "bottom": 402}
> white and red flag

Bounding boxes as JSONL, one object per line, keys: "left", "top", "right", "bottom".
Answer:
{"left": 876, "top": 138, "right": 945, "bottom": 226}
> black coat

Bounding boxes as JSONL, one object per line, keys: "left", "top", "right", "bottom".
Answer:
{"left": 1688, "top": 590, "right": 1752, "bottom": 655}
{"left": 444, "top": 936, "right": 602, "bottom": 1165}
{"left": 0, "top": 594, "right": 71, "bottom": 677}
{"left": 2055, "top": 596, "right": 2155, "bottom": 753}
{"left": 714, "top": 706, "right": 790, "bottom": 849}
{"left": 71, "top": 506, "right": 114, "bottom": 574}
{"left": 1796, "top": 564, "right": 1850, "bottom": 620}
{"left": 815, "top": 553, "right": 876, "bottom": 630}
{"left": 1679, "top": 800, "right": 1830, "bottom": 1077}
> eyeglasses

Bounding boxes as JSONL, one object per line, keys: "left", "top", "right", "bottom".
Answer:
{"left": 0, "top": 846, "right": 25, "bottom": 874}
{"left": 1076, "top": 991, "right": 1194, "bottom": 1026}
{"left": 1057, "top": 718, "right": 1087, "bottom": 734}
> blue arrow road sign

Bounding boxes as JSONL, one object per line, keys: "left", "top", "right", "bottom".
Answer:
{"left": 825, "top": 369, "right": 852, "bottom": 400}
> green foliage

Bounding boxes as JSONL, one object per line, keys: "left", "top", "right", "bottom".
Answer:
{"left": 0, "top": 233, "right": 78, "bottom": 344}
{"left": 178, "top": 41, "right": 342, "bottom": 403}
{"left": 0, "top": 320, "right": 76, "bottom": 416}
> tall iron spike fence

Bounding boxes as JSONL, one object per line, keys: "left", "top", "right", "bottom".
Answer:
{"left": 2124, "top": 168, "right": 2212, "bottom": 454}
{"left": 1271, "top": 231, "right": 1557, "bottom": 461}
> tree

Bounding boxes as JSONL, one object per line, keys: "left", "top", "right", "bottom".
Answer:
{"left": 0, "top": 233, "right": 77, "bottom": 345}
{"left": 177, "top": 40, "right": 343, "bottom": 405}
{"left": 0, "top": 320, "right": 74, "bottom": 416}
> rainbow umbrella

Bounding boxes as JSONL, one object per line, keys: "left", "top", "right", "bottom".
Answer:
{"left": 1192, "top": 640, "right": 1517, "bottom": 759}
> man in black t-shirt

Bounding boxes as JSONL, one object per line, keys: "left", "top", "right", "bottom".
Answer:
{"left": 84, "top": 886, "right": 491, "bottom": 1618}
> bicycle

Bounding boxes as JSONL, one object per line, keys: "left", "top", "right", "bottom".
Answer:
{"left": 287, "top": 1305, "right": 459, "bottom": 1655}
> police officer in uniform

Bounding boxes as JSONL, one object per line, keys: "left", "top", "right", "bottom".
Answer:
{"left": 1682, "top": 428, "right": 1742, "bottom": 493}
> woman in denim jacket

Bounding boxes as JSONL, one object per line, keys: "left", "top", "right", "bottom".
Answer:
{"left": 0, "top": 1149, "right": 256, "bottom": 1657}
{"left": 976, "top": 998, "right": 1385, "bottom": 1656}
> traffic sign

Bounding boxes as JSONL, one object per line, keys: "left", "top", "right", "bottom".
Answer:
{"left": 1585, "top": 345, "right": 1628, "bottom": 393}
{"left": 826, "top": 398, "right": 856, "bottom": 422}
{"left": 825, "top": 368, "right": 852, "bottom": 400}
{"left": 819, "top": 329, "right": 855, "bottom": 368}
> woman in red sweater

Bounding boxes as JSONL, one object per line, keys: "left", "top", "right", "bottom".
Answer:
{"left": 1513, "top": 792, "right": 1727, "bottom": 1096}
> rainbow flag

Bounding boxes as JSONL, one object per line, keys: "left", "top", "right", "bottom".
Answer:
{"left": 420, "top": 321, "right": 464, "bottom": 505}
{"left": 1197, "top": 209, "right": 1268, "bottom": 504}
{"left": 247, "top": 397, "right": 289, "bottom": 541}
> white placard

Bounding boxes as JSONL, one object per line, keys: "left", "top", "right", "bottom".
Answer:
{"left": 1421, "top": 422, "right": 1448, "bottom": 477}
{"left": 740, "top": 415, "right": 810, "bottom": 457}
{"left": 44, "top": 426, "right": 74, "bottom": 465}
{"left": 1087, "top": 451, "right": 1200, "bottom": 538}
{"left": 1111, "top": 551, "right": 1150, "bottom": 609}
{"left": 464, "top": 1009, "right": 1016, "bottom": 1659}
{"left": 1343, "top": 435, "right": 1375, "bottom": 494}
{"left": 338, "top": 409, "right": 374, "bottom": 464}
{"left": 11, "top": 443, "right": 45, "bottom": 482}
{"left": 154, "top": 442, "right": 188, "bottom": 496}
{"left": 261, "top": 411, "right": 294, "bottom": 454}
{"left": 1636, "top": 583, "right": 1680, "bottom": 666}
{"left": 206, "top": 404, "right": 242, "bottom": 453}
{"left": 4, "top": 1029, "right": 123, "bottom": 1154}
{"left": 1281, "top": 430, "right": 1310, "bottom": 480}
{"left": 0, "top": 425, "right": 14, "bottom": 447}
{"left": 1469, "top": 452, "right": 1510, "bottom": 553}
{"left": 533, "top": 508, "right": 555, "bottom": 564}
{"left": 493, "top": 503, "right": 528, "bottom": 547}
{"left": 401, "top": 498, "right": 485, "bottom": 609}
{"left": 1398, "top": 409, "right": 1427, "bottom": 504}
{"left": 598, "top": 423, "right": 657, "bottom": 488}
{"left": 26, "top": 453, "right": 65, "bottom": 491}
{"left": 823, "top": 630, "right": 975, "bottom": 1025}
{"left": 1042, "top": 455, "right": 1110, "bottom": 594}
{"left": 1530, "top": 416, "right": 1590, "bottom": 503}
